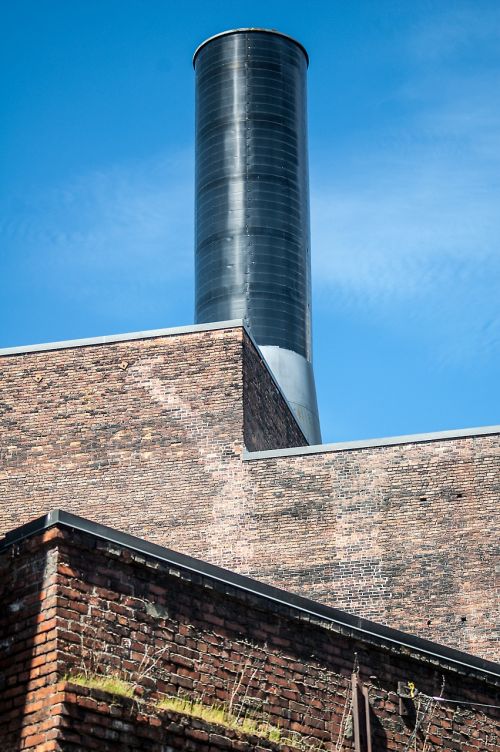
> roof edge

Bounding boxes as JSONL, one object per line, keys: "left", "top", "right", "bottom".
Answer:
{"left": 2, "top": 509, "right": 499, "bottom": 683}
{"left": 0, "top": 320, "right": 245, "bottom": 357}
{"left": 0, "top": 319, "right": 309, "bottom": 446}
{"left": 243, "top": 424, "right": 500, "bottom": 459}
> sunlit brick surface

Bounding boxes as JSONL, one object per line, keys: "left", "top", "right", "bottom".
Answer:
{"left": 1, "top": 326, "right": 498, "bottom": 659}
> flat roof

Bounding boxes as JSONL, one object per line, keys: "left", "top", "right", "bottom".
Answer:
{"left": 2, "top": 509, "right": 499, "bottom": 684}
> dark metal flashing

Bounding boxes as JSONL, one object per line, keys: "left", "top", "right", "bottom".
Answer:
{"left": 2, "top": 509, "right": 499, "bottom": 683}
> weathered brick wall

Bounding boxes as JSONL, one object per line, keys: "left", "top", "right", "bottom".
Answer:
{"left": 0, "top": 327, "right": 302, "bottom": 547}
{"left": 0, "top": 326, "right": 498, "bottom": 659}
{"left": 56, "top": 680, "right": 500, "bottom": 752}
{"left": 242, "top": 434, "right": 500, "bottom": 660}
{"left": 0, "top": 328, "right": 235, "bottom": 538}
{"left": 242, "top": 334, "right": 306, "bottom": 451}
{"left": 0, "top": 528, "right": 61, "bottom": 751}
{"left": 1, "top": 525, "right": 498, "bottom": 751}
{"left": 56, "top": 682, "right": 297, "bottom": 751}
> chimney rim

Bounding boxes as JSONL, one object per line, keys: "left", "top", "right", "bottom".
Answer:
{"left": 193, "top": 28, "right": 309, "bottom": 69}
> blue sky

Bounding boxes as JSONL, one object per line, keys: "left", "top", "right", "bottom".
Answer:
{"left": 1, "top": 1, "right": 499, "bottom": 442}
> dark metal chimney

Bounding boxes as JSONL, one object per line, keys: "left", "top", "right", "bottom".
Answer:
{"left": 193, "top": 28, "right": 321, "bottom": 444}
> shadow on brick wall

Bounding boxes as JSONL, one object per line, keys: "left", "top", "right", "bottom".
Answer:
{"left": 0, "top": 532, "right": 59, "bottom": 750}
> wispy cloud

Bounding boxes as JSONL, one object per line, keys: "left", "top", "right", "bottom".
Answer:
{"left": 312, "top": 155, "right": 499, "bottom": 299}
{"left": 311, "top": 6, "right": 500, "bottom": 367}
{"left": 1, "top": 149, "right": 194, "bottom": 319}
{"left": 409, "top": 4, "right": 500, "bottom": 62}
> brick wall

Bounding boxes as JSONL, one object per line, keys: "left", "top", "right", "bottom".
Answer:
{"left": 242, "top": 333, "right": 306, "bottom": 451}
{"left": 0, "top": 325, "right": 498, "bottom": 659}
{"left": 0, "top": 326, "right": 302, "bottom": 544}
{"left": 0, "top": 328, "right": 237, "bottom": 537}
{"left": 0, "top": 528, "right": 62, "bottom": 751}
{"left": 1, "top": 523, "right": 499, "bottom": 751}
{"left": 54, "top": 681, "right": 299, "bottom": 751}
{"left": 50, "top": 679, "right": 500, "bottom": 752}
{"left": 243, "top": 433, "right": 500, "bottom": 660}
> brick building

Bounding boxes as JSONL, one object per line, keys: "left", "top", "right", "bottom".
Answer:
{"left": 0, "top": 321, "right": 499, "bottom": 750}
{"left": 1, "top": 26, "right": 499, "bottom": 750}
{"left": 1, "top": 322, "right": 498, "bottom": 659}
{"left": 1, "top": 510, "right": 499, "bottom": 751}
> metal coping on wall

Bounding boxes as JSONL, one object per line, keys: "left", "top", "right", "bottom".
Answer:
{"left": 2, "top": 509, "right": 499, "bottom": 683}
{"left": 6, "top": 324, "right": 495, "bottom": 455}
{"left": 0, "top": 320, "right": 245, "bottom": 357}
{"left": 193, "top": 28, "right": 309, "bottom": 68}
{"left": 243, "top": 424, "right": 500, "bottom": 459}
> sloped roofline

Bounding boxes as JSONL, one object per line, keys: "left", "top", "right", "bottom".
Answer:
{"left": 2, "top": 509, "right": 499, "bottom": 683}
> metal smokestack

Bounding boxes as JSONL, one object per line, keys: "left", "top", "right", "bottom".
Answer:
{"left": 193, "top": 28, "right": 321, "bottom": 444}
